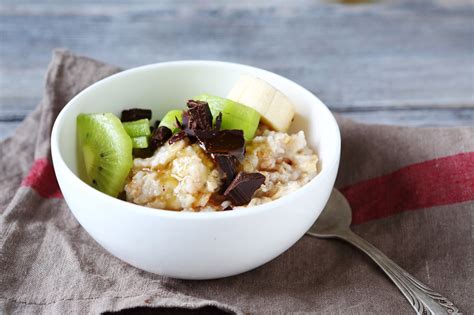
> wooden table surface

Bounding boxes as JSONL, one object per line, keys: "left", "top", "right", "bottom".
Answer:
{"left": 1, "top": 0, "right": 473, "bottom": 141}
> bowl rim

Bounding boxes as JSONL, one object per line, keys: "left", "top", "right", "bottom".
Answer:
{"left": 51, "top": 60, "right": 341, "bottom": 220}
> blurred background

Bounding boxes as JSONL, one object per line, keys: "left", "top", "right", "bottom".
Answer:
{"left": 1, "top": 0, "right": 473, "bottom": 141}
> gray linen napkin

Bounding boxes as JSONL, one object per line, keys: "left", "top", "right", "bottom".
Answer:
{"left": 0, "top": 49, "right": 472, "bottom": 314}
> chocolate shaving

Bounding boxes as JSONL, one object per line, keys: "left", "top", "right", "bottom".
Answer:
{"left": 181, "top": 111, "right": 191, "bottom": 134}
{"left": 215, "top": 112, "right": 222, "bottom": 130}
{"left": 213, "top": 155, "right": 239, "bottom": 188}
{"left": 196, "top": 130, "right": 245, "bottom": 158}
{"left": 175, "top": 116, "right": 183, "bottom": 129}
{"left": 185, "top": 100, "right": 213, "bottom": 131}
{"left": 121, "top": 108, "right": 152, "bottom": 122}
{"left": 168, "top": 130, "right": 186, "bottom": 144}
{"left": 223, "top": 172, "right": 265, "bottom": 206}
{"left": 150, "top": 126, "right": 172, "bottom": 149}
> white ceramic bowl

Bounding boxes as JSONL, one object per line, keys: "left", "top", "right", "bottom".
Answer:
{"left": 51, "top": 61, "right": 340, "bottom": 280}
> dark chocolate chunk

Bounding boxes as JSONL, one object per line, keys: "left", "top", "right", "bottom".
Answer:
{"left": 208, "top": 193, "right": 233, "bottom": 210}
{"left": 121, "top": 108, "right": 152, "bottom": 122}
{"left": 168, "top": 130, "right": 186, "bottom": 144}
{"left": 117, "top": 191, "right": 127, "bottom": 201}
{"left": 181, "top": 111, "right": 192, "bottom": 135}
{"left": 223, "top": 172, "right": 266, "bottom": 206}
{"left": 185, "top": 100, "right": 213, "bottom": 131}
{"left": 149, "top": 120, "right": 161, "bottom": 135}
{"left": 132, "top": 147, "right": 154, "bottom": 158}
{"left": 214, "top": 155, "right": 239, "bottom": 188}
{"left": 150, "top": 126, "right": 172, "bottom": 148}
{"left": 187, "top": 99, "right": 208, "bottom": 109}
{"left": 215, "top": 112, "right": 222, "bottom": 130}
{"left": 208, "top": 192, "right": 227, "bottom": 206}
{"left": 153, "top": 120, "right": 161, "bottom": 129}
{"left": 196, "top": 130, "right": 245, "bottom": 158}
{"left": 175, "top": 116, "right": 183, "bottom": 129}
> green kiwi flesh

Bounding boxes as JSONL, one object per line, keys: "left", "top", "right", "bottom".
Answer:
{"left": 77, "top": 113, "right": 133, "bottom": 197}
{"left": 122, "top": 118, "right": 151, "bottom": 137}
{"left": 159, "top": 110, "right": 183, "bottom": 133}
{"left": 131, "top": 136, "right": 149, "bottom": 148}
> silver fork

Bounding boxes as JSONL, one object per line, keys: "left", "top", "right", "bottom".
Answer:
{"left": 306, "top": 189, "right": 461, "bottom": 314}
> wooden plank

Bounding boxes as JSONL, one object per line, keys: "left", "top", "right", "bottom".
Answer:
{"left": 0, "top": 0, "right": 473, "bottom": 122}
{"left": 336, "top": 108, "right": 474, "bottom": 127}
{"left": 1, "top": 108, "right": 472, "bottom": 142}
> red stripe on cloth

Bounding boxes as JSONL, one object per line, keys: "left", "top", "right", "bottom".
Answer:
{"left": 21, "top": 158, "right": 63, "bottom": 198}
{"left": 340, "top": 152, "right": 474, "bottom": 225}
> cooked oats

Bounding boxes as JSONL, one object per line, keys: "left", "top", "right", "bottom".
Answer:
{"left": 125, "top": 130, "right": 318, "bottom": 211}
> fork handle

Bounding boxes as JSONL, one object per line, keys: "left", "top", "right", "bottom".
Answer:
{"left": 337, "top": 230, "right": 460, "bottom": 315}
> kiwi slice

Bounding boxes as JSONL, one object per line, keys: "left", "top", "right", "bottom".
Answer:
{"left": 77, "top": 113, "right": 133, "bottom": 197}
{"left": 193, "top": 94, "right": 261, "bottom": 141}
{"left": 122, "top": 118, "right": 151, "bottom": 137}
{"left": 159, "top": 110, "right": 183, "bottom": 133}
{"left": 131, "top": 136, "right": 149, "bottom": 149}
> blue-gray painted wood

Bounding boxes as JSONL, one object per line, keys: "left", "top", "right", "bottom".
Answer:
{"left": 336, "top": 108, "right": 474, "bottom": 126}
{"left": 0, "top": 0, "right": 473, "bottom": 140}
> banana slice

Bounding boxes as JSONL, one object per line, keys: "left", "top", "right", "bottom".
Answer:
{"left": 227, "top": 74, "right": 295, "bottom": 131}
